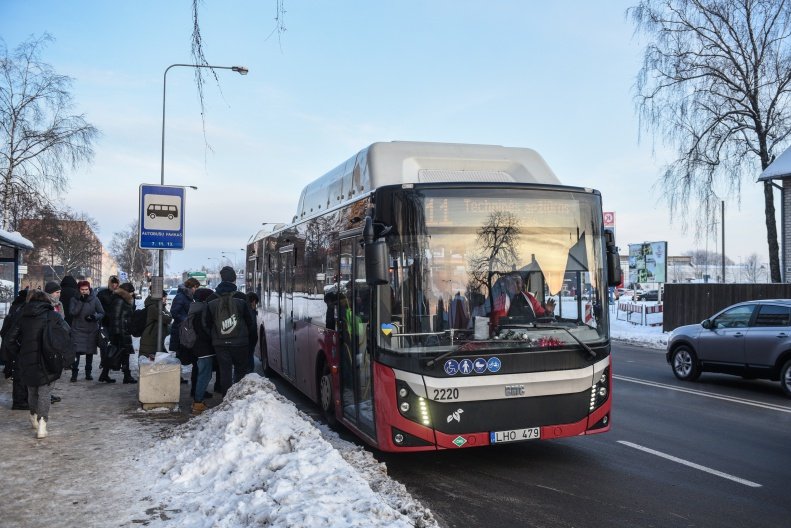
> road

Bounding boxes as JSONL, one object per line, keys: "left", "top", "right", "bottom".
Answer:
{"left": 272, "top": 342, "right": 791, "bottom": 528}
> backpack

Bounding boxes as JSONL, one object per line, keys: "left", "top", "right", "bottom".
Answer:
{"left": 212, "top": 293, "right": 246, "bottom": 341}
{"left": 179, "top": 311, "right": 199, "bottom": 350}
{"left": 130, "top": 308, "right": 147, "bottom": 337}
{"left": 41, "top": 313, "right": 69, "bottom": 374}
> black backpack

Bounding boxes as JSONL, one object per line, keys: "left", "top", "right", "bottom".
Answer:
{"left": 212, "top": 293, "right": 245, "bottom": 341}
{"left": 179, "top": 306, "right": 201, "bottom": 350}
{"left": 41, "top": 313, "right": 70, "bottom": 374}
{"left": 130, "top": 308, "right": 147, "bottom": 337}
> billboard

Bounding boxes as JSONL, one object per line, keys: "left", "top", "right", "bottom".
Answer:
{"left": 628, "top": 241, "right": 667, "bottom": 284}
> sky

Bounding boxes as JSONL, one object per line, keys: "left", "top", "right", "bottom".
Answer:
{"left": 0, "top": 1, "right": 779, "bottom": 275}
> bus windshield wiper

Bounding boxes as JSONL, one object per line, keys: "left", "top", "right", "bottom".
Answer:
{"left": 425, "top": 341, "right": 476, "bottom": 368}
{"left": 531, "top": 324, "right": 597, "bottom": 359}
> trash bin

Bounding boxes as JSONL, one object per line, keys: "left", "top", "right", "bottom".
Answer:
{"left": 138, "top": 352, "right": 181, "bottom": 410}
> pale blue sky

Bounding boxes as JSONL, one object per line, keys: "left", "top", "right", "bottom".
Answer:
{"left": 1, "top": 1, "right": 777, "bottom": 274}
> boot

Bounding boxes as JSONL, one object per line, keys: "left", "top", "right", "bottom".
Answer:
{"left": 29, "top": 412, "right": 38, "bottom": 429}
{"left": 36, "top": 417, "right": 47, "bottom": 439}
{"left": 85, "top": 373, "right": 93, "bottom": 381}
{"left": 123, "top": 371, "right": 137, "bottom": 384}
{"left": 70, "top": 372, "right": 77, "bottom": 382}
{"left": 191, "top": 402, "right": 207, "bottom": 415}
{"left": 98, "top": 369, "right": 116, "bottom": 383}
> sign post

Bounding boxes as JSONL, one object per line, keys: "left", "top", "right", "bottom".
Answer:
{"left": 138, "top": 184, "right": 186, "bottom": 250}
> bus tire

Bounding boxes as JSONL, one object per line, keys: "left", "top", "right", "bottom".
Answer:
{"left": 318, "top": 360, "right": 337, "bottom": 427}
{"left": 259, "top": 328, "right": 273, "bottom": 377}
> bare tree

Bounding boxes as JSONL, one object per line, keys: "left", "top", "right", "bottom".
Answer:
{"left": 19, "top": 207, "right": 103, "bottom": 281}
{"left": 629, "top": 0, "right": 791, "bottom": 282}
{"left": 0, "top": 34, "right": 98, "bottom": 230}
{"left": 109, "top": 219, "right": 153, "bottom": 286}
{"left": 743, "top": 252, "right": 766, "bottom": 282}
{"left": 467, "top": 211, "right": 521, "bottom": 312}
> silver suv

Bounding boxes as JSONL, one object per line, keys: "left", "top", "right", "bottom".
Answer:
{"left": 666, "top": 299, "right": 791, "bottom": 397}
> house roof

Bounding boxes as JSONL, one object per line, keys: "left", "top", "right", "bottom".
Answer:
{"left": 758, "top": 145, "right": 791, "bottom": 181}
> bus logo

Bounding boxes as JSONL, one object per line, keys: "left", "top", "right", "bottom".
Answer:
{"left": 147, "top": 203, "right": 179, "bottom": 220}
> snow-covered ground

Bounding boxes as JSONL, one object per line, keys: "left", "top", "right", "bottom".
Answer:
{"left": 141, "top": 375, "right": 437, "bottom": 528}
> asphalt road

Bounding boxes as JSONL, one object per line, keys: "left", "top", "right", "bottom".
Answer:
{"left": 272, "top": 342, "right": 791, "bottom": 528}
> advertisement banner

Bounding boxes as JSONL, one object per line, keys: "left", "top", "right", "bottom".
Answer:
{"left": 628, "top": 241, "right": 667, "bottom": 284}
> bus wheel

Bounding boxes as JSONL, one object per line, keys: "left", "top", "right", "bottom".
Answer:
{"left": 148, "top": 213, "right": 156, "bottom": 219}
{"left": 318, "top": 362, "right": 337, "bottom": 427}
{"left": 259, "top": 329, "right": 273, "bottom": 377}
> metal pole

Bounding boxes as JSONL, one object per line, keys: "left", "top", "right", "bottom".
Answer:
{"left": 156, "top": 63, "right": 248, "bottom": 354}
{"left": 721, "top": 200, "right": 725, "bottom": 283}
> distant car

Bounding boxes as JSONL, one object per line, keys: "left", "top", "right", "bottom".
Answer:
{"left": 635, "top": 289, "right": 659, "bottom": 301}
{"left": 166, "top": 287, "right": 179, "bottom": 304}
{"left": 666, "top": 299, "right": 791, "bottom": 396}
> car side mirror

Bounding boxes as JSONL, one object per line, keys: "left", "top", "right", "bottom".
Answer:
{"left": 701, "top": 319, "right": 712, "bottom": 329}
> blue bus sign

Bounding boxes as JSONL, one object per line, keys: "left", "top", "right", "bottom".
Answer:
{"left": 139, "top": 184, "right": 185, "bottom": 250}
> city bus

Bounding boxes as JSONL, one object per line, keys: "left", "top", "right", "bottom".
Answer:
{"left": 245, "top": 141, "right": 621, "bottom": 452}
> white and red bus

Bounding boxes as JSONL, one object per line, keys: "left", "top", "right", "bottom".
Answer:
{"left": 246, "top": 141, "right": 621, "bottom": 452}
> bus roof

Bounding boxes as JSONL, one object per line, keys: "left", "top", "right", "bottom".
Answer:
{"left": 293, "top": 141, "right": 560, "bottom": 222}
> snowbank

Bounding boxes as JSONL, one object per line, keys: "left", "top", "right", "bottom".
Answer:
{"left": 143, "top": 375, "right": 437, "bottom": 528}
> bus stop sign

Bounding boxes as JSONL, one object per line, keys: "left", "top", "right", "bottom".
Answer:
{"left": 138, "top": 184, "right": 185, "bottom": 250}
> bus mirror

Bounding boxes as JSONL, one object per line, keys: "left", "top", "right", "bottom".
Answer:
{"left": 364, "top": 216, "right": 389, "bottom": 285}
{"left": 604, "top": 229, "right": 622, "bottom": 287}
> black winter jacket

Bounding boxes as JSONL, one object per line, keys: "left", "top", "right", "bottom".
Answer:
{"left": 168, "top": 285, "right": 193, "bottom": 351}
{"left": 204, "top": 281, "right": 257, "bottom": 349}
{"left": 6, "top": 301, "right": 72, "bottom": 387}
{"left": 60, "top": 276, "right": 79, "bottom": 325}
{"left": 108, "top": 288, "right": 135, "bottom": 347}
{"left": 187, "top": 301, "right": 214, "bottom": 358}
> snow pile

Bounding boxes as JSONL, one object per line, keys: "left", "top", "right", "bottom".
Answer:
{"left": 609, "top": 316, "right": 668, "bottom": 349}
{"left": 143, "top": 374, "right": 437, "bottom": 528}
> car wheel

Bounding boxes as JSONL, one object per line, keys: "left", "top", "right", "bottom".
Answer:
{"left": 780, "top": 360, "right": 791, "bottom": 397}
{"left": 318, "top": 361, "right": 337, "bottom": 427}
{"left": 671, "top": 345, "right": 701, "bottom": 381}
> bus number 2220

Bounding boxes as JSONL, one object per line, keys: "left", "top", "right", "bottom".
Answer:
{"left": 433, "top": 388, "right": 459, "bottom": 401}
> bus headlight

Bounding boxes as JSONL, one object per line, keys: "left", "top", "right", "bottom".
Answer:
{"left": 396, "top": 380, "right": 431, "bottom": 426}
{"left": 400, "top": 402, "right": 410, "bottom": 413}
{"left": 590, "top": 367, "right": 610, "bottom": 412}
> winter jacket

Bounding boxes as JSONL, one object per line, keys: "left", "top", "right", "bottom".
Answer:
{"left": 0, "top": 292, "right": 27, "bottom": 363}
{"left": 139, "top": 295, "right": 172, "bottom": 356}
{"left": 108, "top": 288, "right": 135, "bottom": 348}
{"left": 6, "top": 301, "right": 72, "bottom": 387}
{"left": 204, "top": 281, "right": 257, "bottom": 349}
{"left": 96, "top": 287, "right": 115, "bottom": 320}
{"left": 186, "top": 301, "right": 214, "bottom": 358}
{"left": 69, "top": 293, "right": 104, "bottom": 355}
{"left": 59, "top": 276, "right": 79, "bottom": 325}
{"left": 168, "top": 285, "right": 193, "bottom": 351}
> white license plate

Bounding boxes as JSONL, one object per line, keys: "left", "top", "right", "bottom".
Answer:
{"left": 489, "top": 427, "right": 541, "bottom": 444}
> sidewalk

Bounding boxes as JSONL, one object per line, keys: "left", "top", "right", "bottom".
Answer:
{"left": 0, "top": 353, "right": 196, "bottom": 528}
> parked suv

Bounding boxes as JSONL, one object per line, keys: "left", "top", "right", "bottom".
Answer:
{"left": 666, "top": 299, "right": 791, "bottom": 396}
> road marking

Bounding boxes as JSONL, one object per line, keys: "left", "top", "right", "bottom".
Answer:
{"left": 614, "top": 375, "right": 791, "bottom": 413}
{"left": 617, "top": 440, "right": 762, "bottom": 488}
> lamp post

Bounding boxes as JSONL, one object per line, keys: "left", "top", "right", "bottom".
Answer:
{"left": 156, "top": 63, "right": 248, "bottom": 354}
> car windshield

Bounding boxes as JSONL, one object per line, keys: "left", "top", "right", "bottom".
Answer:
{"left": 375, "top": 187, "right": 609, "bottom": 356}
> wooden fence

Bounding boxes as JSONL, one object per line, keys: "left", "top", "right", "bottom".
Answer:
{"left": 663, "top": 283, "right": 791, "bottom": 332}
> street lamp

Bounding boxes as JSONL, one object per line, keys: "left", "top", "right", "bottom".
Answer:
{"left": 156, "top": 63, "right": 248, "bottom": 353}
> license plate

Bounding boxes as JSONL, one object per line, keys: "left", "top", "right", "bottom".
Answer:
{"left": 489, "top": 427, "right": 541, "bottom": 444}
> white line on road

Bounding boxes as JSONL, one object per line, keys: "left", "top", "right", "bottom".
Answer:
{"left": 617, "top": 441, "right": 762, "bottom": 488}
{"left": 614, "top": 375, "right": 791, "bottom": 413}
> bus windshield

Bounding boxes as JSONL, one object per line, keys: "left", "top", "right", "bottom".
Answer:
{"left": 376, "top": 187, "right": 609, "bottom": 355}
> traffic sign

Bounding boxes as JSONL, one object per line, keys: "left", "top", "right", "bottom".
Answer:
{"left": 138, "top": 184, "right": 185, "bottom": 250}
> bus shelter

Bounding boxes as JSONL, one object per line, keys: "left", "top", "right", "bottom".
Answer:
{"left": 0, "top": 228, "right": 34, "bottom": 300}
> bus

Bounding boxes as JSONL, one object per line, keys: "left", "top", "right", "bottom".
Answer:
{"left": 245, "top": 141, "right": 621, "bottom": 452}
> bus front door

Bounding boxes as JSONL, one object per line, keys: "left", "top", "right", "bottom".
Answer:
{"left": 338, "top": 236, "right": 375, "bottom": 439}
{"left": 279, "top": 247, "right": 296, "bottom": 380}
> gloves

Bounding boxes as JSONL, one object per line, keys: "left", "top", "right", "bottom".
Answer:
{"left": 85, "top": 314, "right": 97, "bottom": 322}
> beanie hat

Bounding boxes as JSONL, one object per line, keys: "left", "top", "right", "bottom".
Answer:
{"left": 77, "top": 280, "right": 91, "bottom": 290}
{"left": 44, "top": 281, "right": 61, "bottom": 294}
{"left": 220, "top": 266, "right": 237, "bottom": 283}
{"left": 119, "top": 282, "right": 135, "bottom": 294}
